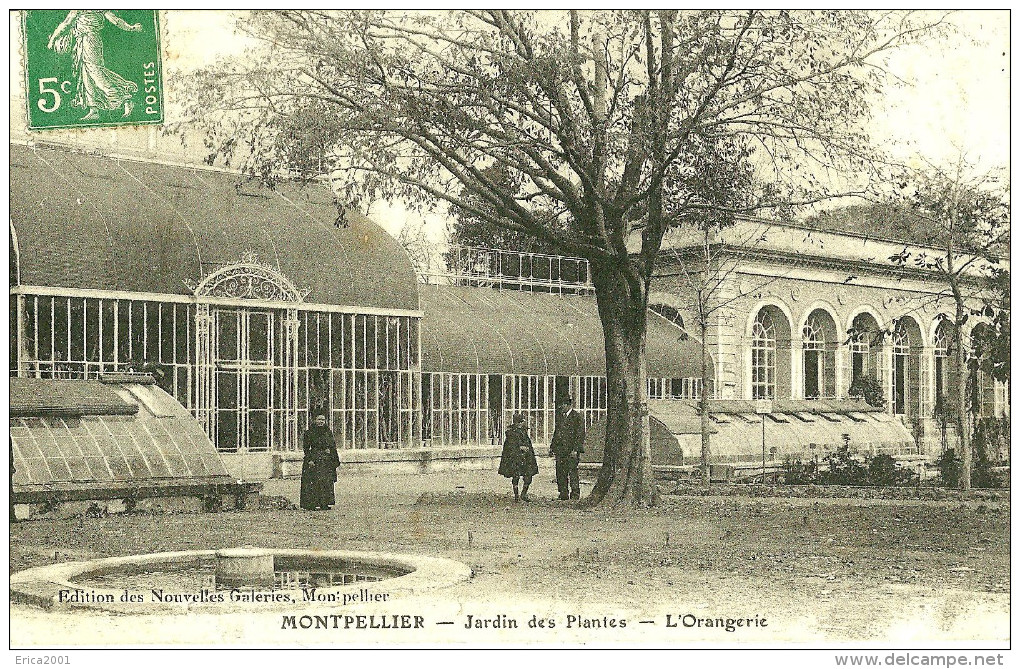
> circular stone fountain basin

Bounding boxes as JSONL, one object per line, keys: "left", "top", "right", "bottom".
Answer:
{"left": 10, "top": 548, "right": 472, "bottom": 614}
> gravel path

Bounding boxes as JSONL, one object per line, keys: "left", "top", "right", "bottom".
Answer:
{"left": 10, "top": 468, "right": 1010, "bottom": 646}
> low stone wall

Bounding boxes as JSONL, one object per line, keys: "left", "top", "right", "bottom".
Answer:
{"left": 12, "top": 481, "right": 263, "bottom": 521}
{"left": 666, "top": 482, "right": 1009, "bottom": 501}
{"left": 273, "top": 446, "right": 502, "bottom": 478}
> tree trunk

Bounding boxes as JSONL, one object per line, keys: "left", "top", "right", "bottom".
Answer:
{"left": 954, "top": 309, "right": 971, "bottom": 490}
{"left": 586, "top": 261, "right": 658, "bottom": 508}
{"left": 699, "top": 319, "right": 712, "bottom": 486}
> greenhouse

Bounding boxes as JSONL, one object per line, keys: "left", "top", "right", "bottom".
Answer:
{"left": 10, "top": 143, "right": 421, "bottom": 477}
{"left": 9, "top": 375, "right": 254, "bottom": 518}
{"left": 11, "top": 143, "right": 712, "bottom": 479}
{"left": 419, "top": 283, "right": 705, "bottom": 447}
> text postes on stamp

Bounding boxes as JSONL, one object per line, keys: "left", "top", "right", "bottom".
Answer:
{"left": 23, "top": 10, "right": 163, "bottom": 130}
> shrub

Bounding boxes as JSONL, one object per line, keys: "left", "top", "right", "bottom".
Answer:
{"left": 813, "top": 447, "right": 917, "bottom": 487}
{"left": 819, "top": 445, "right": 869, "bottom": 486}
{"left": 781, "top": 456, "right": 818, "bottom": 485}
{"left": 848, "top": 373, "right": 886, "bottom": 409}
{"left": 972, "top": 418, "right": 1007, "bottom": 488}
{"left": 866, "top": 454, "right": 917, "bottom": 487}
{"left": 935, "top": 449, "right": 962, "bottom": 488}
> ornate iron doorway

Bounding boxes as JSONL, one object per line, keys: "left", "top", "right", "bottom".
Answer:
{"left": 212, "top": 308, "right": 275, "bottom": 452}
{"left": 189, "top": 253, "right": 306, "bottom": 453}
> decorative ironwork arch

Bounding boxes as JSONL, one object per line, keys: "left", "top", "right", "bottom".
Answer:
{"left": 187, "top": 251, "right": 309, "bottom": 302}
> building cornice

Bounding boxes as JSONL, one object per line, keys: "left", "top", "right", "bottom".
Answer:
{"left": 663, "top": 243, "right": 990, "bottom": 288}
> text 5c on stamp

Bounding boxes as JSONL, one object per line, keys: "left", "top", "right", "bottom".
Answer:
{"left": 23, "top": 10, "right": 163, "bottom": 130}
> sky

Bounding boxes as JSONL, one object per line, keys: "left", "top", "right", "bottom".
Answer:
{"left": 7, "top": 10, "right": 1011, "bottom": 243}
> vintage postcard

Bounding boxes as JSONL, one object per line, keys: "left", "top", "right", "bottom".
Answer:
{"left": 7, "top": 9, "right": 1010, "bottom": 659}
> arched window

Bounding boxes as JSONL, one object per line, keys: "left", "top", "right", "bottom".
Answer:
{"left": 802, "top": 315, "right": 825, "bottom": 399}
{"left": 849, "top": 312, "right": 881, "bottom": 388}
{"left": 751, "top": 311, "right": 777, "bottom": 399}
{"left": 891, "top": 321, "right": 911, "bottom": 415}
{"left": 933, "top": 321, "right": 953, "bottom": 411}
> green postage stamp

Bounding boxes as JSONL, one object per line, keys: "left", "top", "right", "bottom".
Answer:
{"left": 22, "top": 10, "right": 163, "bottom": 130}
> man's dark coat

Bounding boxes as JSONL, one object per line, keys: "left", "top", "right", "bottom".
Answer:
{"left": 550, "top": 409, "right": 585, "bottom": 457}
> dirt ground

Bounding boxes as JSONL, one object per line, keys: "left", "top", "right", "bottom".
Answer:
{"left": 9, "top": 465, "right": 1010, "bottom": 647}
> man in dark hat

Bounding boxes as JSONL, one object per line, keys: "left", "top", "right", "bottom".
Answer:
{"left": 299, "top": 412, "right": 340, "bottom": 511}
{"left": 498, "top": 412, "right": 539, "bottom": 502}
{"left": 548, "top": 395, "right": 585, "bottom": 500}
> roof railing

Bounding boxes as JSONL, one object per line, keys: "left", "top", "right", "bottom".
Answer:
{"left": 418, "top": 245, "right": 595, "bottom": 295}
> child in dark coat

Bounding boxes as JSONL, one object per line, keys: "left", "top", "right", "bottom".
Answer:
{"left": 498, "top": 412, "right": 539, "bottom": 502}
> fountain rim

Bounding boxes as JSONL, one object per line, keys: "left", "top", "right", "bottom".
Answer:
{"left": 10, "top": 548, "right": 473, "bottom": 614}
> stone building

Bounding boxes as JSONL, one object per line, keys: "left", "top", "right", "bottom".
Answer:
{"left": 649, "top": 218, "right": 1009, "bottom": 457}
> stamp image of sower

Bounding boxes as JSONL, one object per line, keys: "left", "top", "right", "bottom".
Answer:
{"left": 23, "top": 9, "right": 163, "bottom": 129}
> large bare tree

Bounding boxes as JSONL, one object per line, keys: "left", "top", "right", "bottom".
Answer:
{"left": 179, "top": 10, "right": 946, "bottom": 506}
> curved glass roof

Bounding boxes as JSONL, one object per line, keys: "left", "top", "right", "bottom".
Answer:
{"left": 581, "top": 415, "right": 684, "bottom": 467}
{"left": 579, "top": 400, "right": 916, "bottom": 468}
{"left": 419, "top": 284, "right": 708, "bottom": 378}
{"left": 10, "top": 143, "right": 419, "bottom": 312}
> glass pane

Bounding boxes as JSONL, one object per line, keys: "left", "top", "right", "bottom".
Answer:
{"left": 217, "top": 311, "right": 238, "bottom": 361}
{"left": 37, "top": 297, "right": 53, "bottom": 366}
{"left": 69, "top": 298, "right": 85, "bottom": 362}
{"left": 317, "top": 314, "right": 329, "bottom": 368}
{"left": 354, "top": 372, "right": 366, "bottom": 409}
{"left": 331, "top": 313, "right": 344, "bottom": 368}
{"left": 249, "top": 411, "right": 269, "bottom": 452}
{"left": 175, "top": 368, "right": 190, "bottom": 408}
{"left": 344, "top": 315, "right": 355, "bottom": 369}
{"left": 217, "top": 370, "right": 238, "bottom": 410}
{"left": 379, "top": 371, "right": 398, "bottom": 443}
{"left": 145, "top": 302, "right": 161, "bottom": 362}
{"left": 52, "top": 297, "right": 69, "bottom": 369}
{"left": 130, "top": 301, "right": 145, "bottom": 363}
{"left": 249, "top": 372, "right": 269, "bottom": 409}
{"left": 365, "top": 316, "right": 377, "bottom": 369}
{"left": 101, "top": 300, "right": 116, "bottom": 364}
{"left": 216, "top": 411, "right": 238, "bottom": 453}
{"left": 160, "top": 304, "right": 175, "bottom": 363}
{"left": 249, "top": 312, "right": 271, "bottom": 362}
{"left": 117, "top": 299, "right": 132, "bottom": 364}
{"left": 175, "top": 304, "right": 191, "bottom": 364}
{"left": 297, "top": 313, "right": 310, "bottom": 367}
{"left": 354, "top": 316, "right": 366, "bottom": 369}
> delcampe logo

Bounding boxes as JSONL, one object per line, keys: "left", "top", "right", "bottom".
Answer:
{"left": 23, "top": 10, "right": 163, "bottom": 130}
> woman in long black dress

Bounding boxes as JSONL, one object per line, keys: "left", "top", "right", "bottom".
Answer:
{"left": 300, "top": 412, "right": 340, "bottom": 510}
{"left": 498, "top": 412, "right": 539, "bottom": 502}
